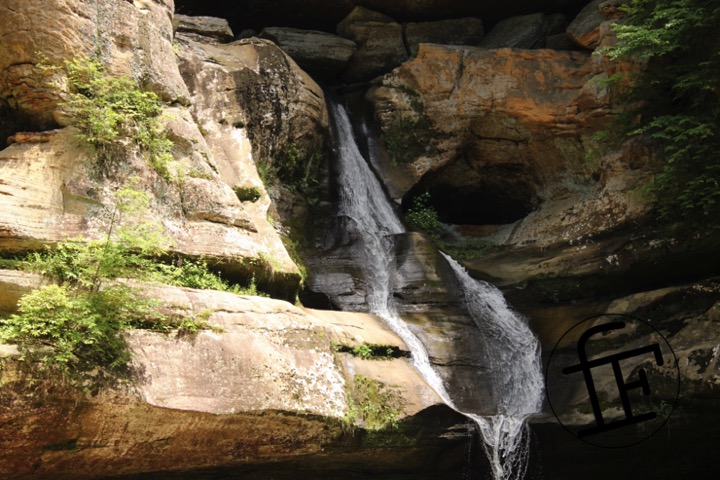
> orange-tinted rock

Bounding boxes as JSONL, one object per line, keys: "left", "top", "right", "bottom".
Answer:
{"left": 369, "top": 45, "right": 598, "bottom": 192}
{"left": 369, "top": 42, "right": 651, "bottom": 248}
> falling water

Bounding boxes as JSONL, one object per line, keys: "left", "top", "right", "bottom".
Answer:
{"left": 329, "top": 100, "right": 543, "bottom": 479}
{"left": 442, "top": 253, "right": 544, "bottom": 480}
{"left": 330, "top": 100, "right": 455, "bottom": 405}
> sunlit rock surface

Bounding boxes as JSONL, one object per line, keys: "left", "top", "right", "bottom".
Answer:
{"left": 0, "top": 270, "right": 471, "bottom": 480}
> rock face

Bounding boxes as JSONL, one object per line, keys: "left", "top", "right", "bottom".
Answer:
{"left": 0, "top": 2, "right": 335, "bottom": 298}
{"left": 0, "top": 0, "right": 188, "bottom": 136}
{"left": 532, "top": 278, "right": 720, "bottom": 480}
{"left": 566, "top": 0, "right": 622, "bottom": 49}
{"left": 367, "top": 44, "right": 631, "bottom": 232}
{"left": 363, "top": 12, "right": 687, "bottom": 311}
{"left": 175, "top": 35, "right": 328, "bottom": 173}
{"left": 175, "top": 31, "right": 330, "bottom": 229}
{"left": 336, "top": 7, "right": 408, "bottom": 82}
{"left": 0, "top": 270, "right": 470, "bottom": 480}
{"left": 259, "top": 27, "right": 357, "bottom": 79}
{"left": 362, "top": 29, "right": 709, "bottom": 302}
{"left": 567, "top": 0, "right": 601, "bottom": 48}
{"left": 405, "top": 18, "right": 485, "bottom": 56}
{"left": 480, "top": 13, "right": 549, "bottom": 48}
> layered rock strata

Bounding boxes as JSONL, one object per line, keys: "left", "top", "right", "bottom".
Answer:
{"left": 0, "top": 0, "right": 336, "bottom": 298}
{"left": 0, "top": 270, "right": 468, "bottom": 480}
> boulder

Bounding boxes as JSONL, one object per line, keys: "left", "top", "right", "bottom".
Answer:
{"left": 546, "top": 32, "right": 579, "bottom": 50}
{"left": 566, "top": 0, "right": 606, "bottom": 49}
{"left": 405, "top": 18, "right": 485, "bottom": 56}
{"left": 336, "top": 7, "right": 408, "bottom": 82}
{"left": 336, "top": 6, "right": 396, "bottom": 37}
{"left": 259, "top": 27, "right": 357, "bottom": 79}
{"left": 174, "top": 14, "right": 235, "bottom": 43}
{"left": 480, "top": 12, "right": 549, "bottom": 49}
{"left": 546, "top": 13, "right": 569, "bottom": 35}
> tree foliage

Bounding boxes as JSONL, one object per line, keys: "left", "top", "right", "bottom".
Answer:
{"left": 0, "top": 284, "right": 164, "bottom": 379}
{"left": 606, "top": 0, "right": 720, "bottom": 221}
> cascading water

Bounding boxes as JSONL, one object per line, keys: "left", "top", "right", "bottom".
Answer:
{"left": 442, "top": 254, "right": 544, "bottom": 480}
{"left": 328, "top": 99, "right": 543, "bottom": 479}
{"left": 330, "top": 100, "right": 454, "bottom": 405}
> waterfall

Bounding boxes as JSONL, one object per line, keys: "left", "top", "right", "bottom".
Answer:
{"left": 442, "top": 253, "right": 543, "bottom": 480}
{"left": 330, "top": 100, "right": 455, "bottom": 405}
{"left": 328, "top": 100, "right": 543, "bottom": 479}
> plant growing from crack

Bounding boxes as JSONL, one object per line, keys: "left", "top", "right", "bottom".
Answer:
{"left": 41, "top": 55, "right": 176, "bottom": 180}
{"left": 343, "top": 375, "right": 405, "bottom": 431}
{"left": 0, "top": 179, "right": 227, "bottom": 384}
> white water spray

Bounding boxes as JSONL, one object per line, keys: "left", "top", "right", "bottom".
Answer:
{"left": 442, "top": 253, "right": 543, "bottom": 480}
{"left": 330, "top": 101, "right": 454, "bottom": 405}
{"left": 329, "top": 101, "right": 543, "bottom": 479}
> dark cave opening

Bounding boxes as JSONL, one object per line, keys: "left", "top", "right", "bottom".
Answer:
{"left": 0, "top": 101, "right": 58, "bottom": 146}
{"left": 403, "top": 164, "right": 540, "bottom": 226}
{"left": 418, "top": 184, "right": 537, "bottom": 226}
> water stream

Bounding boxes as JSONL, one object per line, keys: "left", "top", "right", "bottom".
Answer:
{"left": 330, "top": 100, "right": 455, "bottom": 405}
{"left": 328, "top": 100, "right": 543, "bottom": 479}
{"left": 442, "top": 254, "right": 543, "bottom": 480}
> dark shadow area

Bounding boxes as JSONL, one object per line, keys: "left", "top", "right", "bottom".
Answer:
{"left": 0, "top": 101, "right": 57, "bottom": 147}
{"left": 531, "top": 398, "right": 720, "bottom": 480}
{"left": 104, "top": 406, "right": 481, "bottom": 480}
{"left": 174, "top": 0, "right": 592, "bottom": 36}
{"left": 403, "top": 158, "right": 540, "bottom": 226}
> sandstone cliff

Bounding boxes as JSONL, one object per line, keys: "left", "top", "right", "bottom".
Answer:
{"left": 0, "top": 1, "right": 475, "bottom": 478}
{"left": 1, "top": 1, "right": 719, "bottom": 479}
{"left": 0, "top": 0, "right": 334, "bottom": 299}
{"left": 0, "top": 270, "right": 469, "bottom": 480}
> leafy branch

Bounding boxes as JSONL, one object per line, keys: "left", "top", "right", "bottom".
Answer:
{"left": 602, "top": 0, "right": 720, "bottom": 222}
{"left": 45, "top": 56, "right": 176, "bottom": 180}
